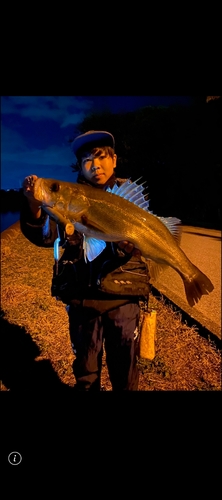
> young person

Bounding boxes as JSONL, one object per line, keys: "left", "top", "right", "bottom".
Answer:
{"left": 20, "top": 130, "right": 150, "bottom": 391}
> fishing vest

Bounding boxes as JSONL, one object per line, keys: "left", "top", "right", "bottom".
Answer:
{"left": 50, "top": 176, "right": 150, "bottom": 303}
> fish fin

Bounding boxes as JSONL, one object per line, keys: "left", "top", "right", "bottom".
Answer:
{"left": 182, "top": 266, "right": 214, "bottom": 307}
{"left": 83, "top": 235, "right": 106, "bottom": 262}
{"left": 106, "top": 179, "right": 151, "bottom": 212}
{"left": 157, "top": 217, "right": 182, "bottom": 244}
{"left": 146, "top": 259, "right": 168, "bottom": 282}
{"left": 107, "top": 181, "right": 182, "bottom": 243}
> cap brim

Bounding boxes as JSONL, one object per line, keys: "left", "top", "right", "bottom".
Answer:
{"left": 71, "top": 130, "right": 114, "bottom": 154}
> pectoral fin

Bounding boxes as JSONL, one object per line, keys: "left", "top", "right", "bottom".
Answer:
{"left": 83, "top": 235, "right": 106, "bottom": 262}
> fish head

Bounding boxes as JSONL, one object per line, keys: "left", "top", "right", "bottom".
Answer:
{"left": 32, "top": 177, "right": 89, "bottom": 219}
{"left": 33, "top": 178, "right": 66, "bottom": 209}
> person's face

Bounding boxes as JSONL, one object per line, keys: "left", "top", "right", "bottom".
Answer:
{"left": 80, "top": 149, "right": 117, "bottom": 186}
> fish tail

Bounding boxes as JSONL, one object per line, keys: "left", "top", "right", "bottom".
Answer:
{"left": 183, "top": 265, "right": 214, "bottom": 307}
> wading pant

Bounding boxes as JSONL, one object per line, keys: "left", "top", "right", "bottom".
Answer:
{"left": 68, "top": 302, "right": 140, "bottom": 391}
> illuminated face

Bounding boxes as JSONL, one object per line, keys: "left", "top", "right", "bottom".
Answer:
{"left": 80, "top": 149, "right": 117, "bottom": 185}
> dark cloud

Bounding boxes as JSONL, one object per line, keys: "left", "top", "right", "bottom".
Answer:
{"left": 1, "top": 96, "right": 93, "bottom": 128}
{"left": 1, "top": 96, "right": 193, "bottom": 190}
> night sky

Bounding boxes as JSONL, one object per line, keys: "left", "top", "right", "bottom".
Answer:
{"left": 1, "top": 96, "right": 194, "bottom": 190}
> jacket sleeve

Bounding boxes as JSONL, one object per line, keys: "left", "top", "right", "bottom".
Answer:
{"left": 20, "top": 194, "right": 65, "bottom": 248}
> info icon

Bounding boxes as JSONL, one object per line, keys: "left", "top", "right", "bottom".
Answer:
{"left": 8, "top": 451, "right": 22, "bottom": 465}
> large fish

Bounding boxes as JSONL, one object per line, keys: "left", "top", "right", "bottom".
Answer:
{"left": 30, "top": 176, "right": 214, "bottom": 307}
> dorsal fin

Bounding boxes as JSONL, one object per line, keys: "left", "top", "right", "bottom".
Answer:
{"left": 157, "top": 216, "right": 182, "bottom": 244}
{"left": 106, "top": 178, "right": 151, "bottom": 212}
{"left": 107, "top": 179, "right": 182, "bottom": 242}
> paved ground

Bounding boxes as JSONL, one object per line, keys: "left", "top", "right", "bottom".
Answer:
{"left": 152, "top": 226, "right": 221, "bottom": 340}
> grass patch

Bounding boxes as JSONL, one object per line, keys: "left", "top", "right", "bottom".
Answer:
{"left": 1, "top": 226, "right": 221, "bottom": 391}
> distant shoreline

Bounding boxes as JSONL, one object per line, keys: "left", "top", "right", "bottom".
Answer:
{"left": 1, "top": 212, "right": 20, "bottom": 233}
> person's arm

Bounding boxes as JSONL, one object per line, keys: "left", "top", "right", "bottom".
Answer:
{"left": 20, "top": 193, "right": 61, "bottom": 247}
{"left": 20, "top": 175, "right": 62, "bottom": 247}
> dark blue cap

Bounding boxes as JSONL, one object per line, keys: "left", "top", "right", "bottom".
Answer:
{"left": 71, "top": 130, "right": 115, "bottom": 155}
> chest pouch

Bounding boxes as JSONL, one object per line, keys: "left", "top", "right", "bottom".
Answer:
{"left": 96, "top": 258, "right": 151, "bottom": 296}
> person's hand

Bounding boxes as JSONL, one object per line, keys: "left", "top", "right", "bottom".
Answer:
{"left": 117, "top": 241, "right": 141, "bottom": 257}
{"left": 22, "top": 174, "right": 41, "bottom": 218}
{"left": 22, "top": 174, "right": 38, "bottom": 195}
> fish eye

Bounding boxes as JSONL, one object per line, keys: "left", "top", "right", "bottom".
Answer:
{"left": 50, "top": 182, "right": 60, "bottom": 193}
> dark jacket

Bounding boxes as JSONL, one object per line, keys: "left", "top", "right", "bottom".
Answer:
{"left": 20, "top": 175, "right": 150, "bottom": 310}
